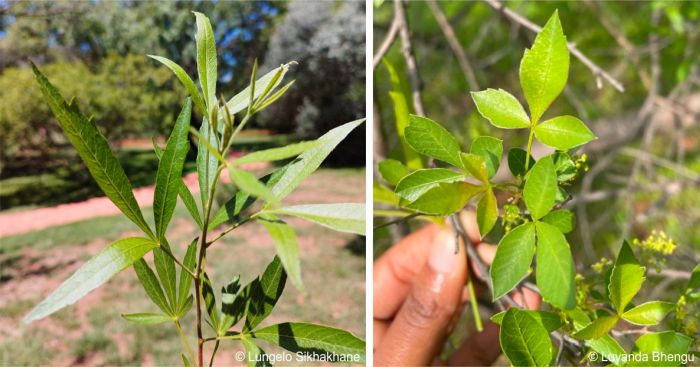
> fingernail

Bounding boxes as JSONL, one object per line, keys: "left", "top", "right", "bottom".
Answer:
{"left": 428, "top": 230, "right": 458, "bottom": 274}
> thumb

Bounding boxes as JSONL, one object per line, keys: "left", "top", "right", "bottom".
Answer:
{"left": 375, "top": 229, "right": 468, "bottom": 366}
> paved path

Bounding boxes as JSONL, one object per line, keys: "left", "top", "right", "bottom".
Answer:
{"left": 0, "top": 158, "right": 265, "bottom": 237}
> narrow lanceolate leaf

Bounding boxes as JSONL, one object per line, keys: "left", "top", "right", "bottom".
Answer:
{"left": 629, "top": 332, "right": 692, "bottom": 367}
{"left": 193, "top": 12, "right": 217, "bottom": 107}
{"left": 470, "top": 89, "right": 531, "bottom": 129}
{"left": 154, "top": 98, "right": 192, "bottom": 240}
{"left": 534, "top": 115, "right": 596, "bottom": 150}
{"left": 608, "top": 241, "right": 645, "bottom": 314}
{"left": 202, "top": 272, "right": 220, "bottom": 330}
{"left": 219, "top": 276, "right": 243, "bottom": 333}
{"left": 271, "top": 119, "right": 364, "bottom": 201}
{"left": 153, "top": 242, "right": 177, "bottom": 308}
{"left": 491, "top": 222, "right": 536, "bottom": 300}
{"left": 225, "top": 63, "right": 292, "bottom": 117}
{"left": 404, "top": 182, "right": 482, "bottom": 216}
{"left": 523, "top": 155, "right": 557, "bottom": 220}
{"left": 196, "top": 117, "right": 220, "bottom": 207}
{"left": 536, "top": 222, "right": 576, "bottom": 310}
{"left": 519, "top": 10, "right": 569, "bottom": 123}
{"left": 250, "top": 323, "right": 366, "bottom": 363}
{"left": 378, "top": 159, "right": 409, "bottom": 186}
{"left": 177, "top": 239, "right": 197, "bottom": 313}
{"left": 541, "top": 209, "right": 575, "bottom": 234}
{"left": 148, "top": 55, "right": 206, "bottom": 114}
{"left": 153, "top": 140, "right": 202, "bottom": 229}
{"left": 686, "top": 263, "right": 700, "bottom": 290}
{"left": 385, "top": 59, "right": 422, "bottom": 170}
{"left": 242, "top": 338, "right": 272, "bottom": 367}
{"left": 268, "top": 204, "right": 365, "bottom": 236}
{"left": 499, "top": 308, "right": 553, "bottom": 367}
{"left": 621, "top": 301, "right": 675, "bottom": 325}
{"left": 122, "top": 312, "right": 172, "bottom": 325}
{"left": 229, "top": 167, "right": 277, "bottom": 203}
{"left": 31, "top": 63, "right": 153, "bottom": 238}
{"left": 404, "top": 115, "right": 463, "bottom": 168}
{"left": 23, "top": 237, "right": 158, "bottom": 323}
{"left": 233, "top": 141, "right": 318, "bottom": 166}
{"left": 471, "top": 136, "right": 503, "bottom": 178}
{"left": 259, "top": 215, "right": 303, "bottom": 291}
{"left": 243, "top": 256, "right": 287, "bottom": 331}
{"left": 395, "top": 168, "right": 465, "bottom": 202}
{"left": 491, "top": 310, "right": 563, "bottom": 332}
{"left": 134, "top": 258, "right": 172, "bottom": 315}
{"left": 572, "top": 315, "right": 619, "bottom": 340}
{"left": 476, "top": 189, "right": 498, "bottom": 236}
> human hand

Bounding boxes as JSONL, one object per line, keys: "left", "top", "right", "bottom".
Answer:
{"left": 373, "top": 212, "right": 540, "bottom": 366}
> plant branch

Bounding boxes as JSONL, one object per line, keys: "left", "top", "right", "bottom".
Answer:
{"left": 483, "top": 0, "right": 625, "bottom": 92}
{"left": 395, "top": 0, "right": 425, "bottom": 116}
{"left": 373, "top": 13, "right": 400, "bottom": 69}
{"left": 206, "top": 216, "right": 255, "bottom": 248}
{"left": 427, "top": 0, "right": 480, "bottom": 90}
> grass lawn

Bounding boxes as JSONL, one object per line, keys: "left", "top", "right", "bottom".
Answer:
{"left": 0, "top": 168, "right": 365, "bottom": 366}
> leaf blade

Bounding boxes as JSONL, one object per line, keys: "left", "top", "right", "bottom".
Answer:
{"left": 523, "top": 155, "right": 557, "bottom": 220}
{"left": 499, "top": 308, "right": 553, "bottom": 367}
{"left": 491, "top": 222, "right": 536, "bottom": 300}
{"left": 470, "top": 89, "right": 531, "bottom": 129}
{"left": 259, "top": 215, "right": 303, "bottom": 291}
{"left": 148, "top": 55, "right": 206, "bottom": 114}
{"left": 267, "top": 203, "right": 365, "bottom": 236}
{"left": 534, "top": 115, "right": 596, "bottom": 150}
{"left": 621, "top": 301, "right": 675, "bottom": 325}
{"left": 404, "top": 115, "right": 463, "bottom": 168}
{"left": 535, "top": 221, "right": 576, "bottom": 309}
{"left": 608, "top": 241, "right": 646, "bottom": 314}
{"left": 193, "top": 11, "right": 217, "bottom": 108}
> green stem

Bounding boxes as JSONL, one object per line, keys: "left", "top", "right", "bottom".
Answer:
{"left": 208, "top": 340, "right": 220, "bottom": 367}
{"left": 524, "top": 127, "right": 535, "bottom": 171}
{"left": 175, "top": 320, "right": 196, "bottom": 365}
{"left": 206, "top": 215, "right": 255, "bottom": 248}
{"left": 161, "top": 246, "right": 197, "bottom": 279}
{"left": 467, "top": 279, "right": 483, "bottom": 332}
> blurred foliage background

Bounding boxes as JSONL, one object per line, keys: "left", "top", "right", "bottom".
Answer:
{"left": 0, "top": 0, "right": 365, "bottom": 208}
{"left": 373, "top": 0, "right": 699, "bottom": 326}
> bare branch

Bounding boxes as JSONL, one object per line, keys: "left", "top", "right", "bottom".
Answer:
{"left": 483, "top": 0, "right": 625, "bottom": 92}
{"left": 373, "top": 15, "right": 400, "bottom": 69}
{"left": 395, "top": 0, "right": 425, "bottom": 115}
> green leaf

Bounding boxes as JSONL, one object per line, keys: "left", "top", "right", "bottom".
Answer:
{"left": 384, "top": 60, "right": 422, "bottom": 170}
{"left": 182, "top": 354, "right": 192, "bottom": 367}
{"left": 250, "top": 323, "right": 366, "bottom": 363}
{"left": 395, "top": 168, "right": 465, "bottom": 202}
{"left": 219, "top": 276, "right": 243, "bottom": 333}
{"left": 508, "top": 148, "right": 535, "bottom": 177}
{"left": 196, "top": 117, "right": 220, "bottom": 207}
{"left": 608, "top": 241, "right": 646, "bottom": 314}
{"left": 491, "top": 309, "right": 563, "bottom": 332}
{"left": 267, "top": 203, "right": 365, "bottom": 236}
{"left": 588, "top": 336, "right": 627, "bottom": 366}
{"left": 470, "top": 89, "right": 531, "bottom": 129}
{"left": 519, "top": 10, "right": 569, "bottom": 123}
{"left": 499, "top": 308, "right": 553, "bottom": 367}
{"left": 404, "top": 182, "right": 482, "bottom": 216}
{"left": 404, "top": 115, "right": 463, "bottom": 168}
{"left": 148, "top": 55, "right": 207, "bottom": 114}
{"left": 471, "top": 136, "right": 503, "bottom": 178}
{"left": 153, "top": 243, "right": 177, "bottom": 309}
{"left": 177, "top": 239, "right": 197, "bottom": 314}
{"left": 193, "top": 12, "right": 217, "bottom": 108}
{"left": 629, "top": 331, "right": 692, "bottom": 367}
{"left": 378, "top": 159, "right": 409, "bottom": 186}
{"left": 621, "top": 301, "right": 675, "bottom": 325}
{"left": 229, "top": 167, "right": 277, "bottom": 203}
{"left": 491, "top": 222, "right": 536, "bottom": 300}
{"left": 686, "top": 264, "right": 700, "bottom": 290}
{"left": 242, "top": 338, "right": 272, "bottom": 367}
{"left": 202, "top": 272, "right": 220, "bottom": 331}
{"left": 233, "top": 141, "right": 318, "bottom": 166}
{"left": 243, "top": 256, "right": 287, "bottom": 331}
{"left": 271, "top": 119, "right": 364, "bottom": 201}
{"left": 534, "top": 115, "right": 596, "bottom": 150}
{"left": 374, "top": 182, "right": 400, "bottom": 206}
{"left": 460, "top": 153, "right": 489, "bottom": 183}
{"left": 476, "top": 188, "right": 498, "bottom": 236}
{"left": 154, "top": 99, "right": 192, "bottom": 240}
{"left": 259, "top": 215, "right": 303, "bottom": 291}
{"left": 23, "top": 237, "right": 158, "bottom": 323}
{"left": 153, "top": 139, "right": 202, "bottom": 230}
{"left": 225, "top": 63, "right": 291, "bottom": 118}
{"left": 31, "top": 63, "right": 153, "bottom": 238}
{"left": 572, "top": 315, "right": 619, "bottom": 340}
{"left": 535, "top": 222, "right": 576, "bottom": 309}
{"left": 541, "top": 209, "right": 575, "bottom": 234}
{"left": 134, "top": 258, "right": 172, "bottom": 315}
{"left": 552, "top": 151, "right": 577, "bottom": 182}
{"left": 122, "top": 312, "right": 172, "bottom": 325}
{"left": 523, "top": 155, "right": 557, "bottom": 219}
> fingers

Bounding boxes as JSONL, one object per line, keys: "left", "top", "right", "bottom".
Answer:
{"left": 375, "top": 229, "right": 468, "bottom": 366}
{"left": 373, "top": 223, "right": 440, "bottom": 320}
{"left": 447, "top": 321, "right": 502, "bottom": 366}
